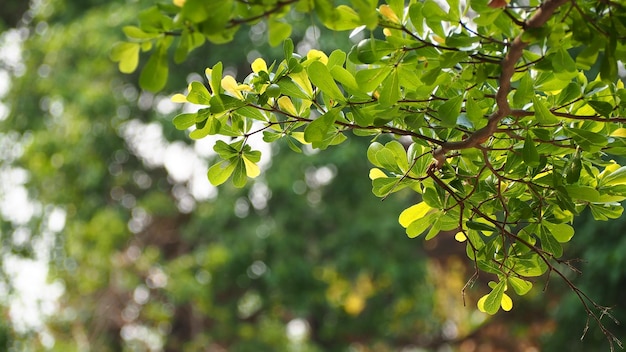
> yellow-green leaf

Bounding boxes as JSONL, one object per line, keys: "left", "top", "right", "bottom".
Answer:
{"left": 399, "top": 202, "right": 432, "bottom": 228}
{"left": 111, "top": 42, "right": 140, "bottom": 74}
{"left": 307, "top": 61, "right": 345, "bottom": 102}
{"left": 501, "top": 293, "right": 513, "bottom": 311}
{"left": 207, "top": 160, "right": 236, "bottom": 186}
{"left": 243, "top": 156, "right": 261, "bottom": 178}
{"left": 268, "top": 20, "right": 292, "bottom": 47}
{"left": 478, "top": 280, "right": 506, "bottom": 315}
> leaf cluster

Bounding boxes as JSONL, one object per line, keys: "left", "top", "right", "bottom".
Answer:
{"left": 116, "top": 0, "right": 626, "bottom": 348}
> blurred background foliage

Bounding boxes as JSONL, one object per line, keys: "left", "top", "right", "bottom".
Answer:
{"left": 0, "top": 0, "right": 624, "bottom": 351}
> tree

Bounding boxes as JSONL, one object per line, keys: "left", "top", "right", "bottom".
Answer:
{"left": 0, "top": 1, "right": 483, "bottom": 350}
{"left": 113, "top": 0, "right": 626, "bottom": 349}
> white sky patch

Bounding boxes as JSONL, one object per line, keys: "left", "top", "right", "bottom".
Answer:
{"left": 3, "top": 256, "right": 64, "bottom": 333}
{"left": 122, "top": 120, "right": 168, "bottom": 168}
{"left": 164, "top": 141, "right": 196, "bottom": 183}
{"left": 0, "top": 168, "right": 38, "bottom": 225}
{"left": 0, "top": 69, "right": 10, "bottom": 97}
{"left": 0, "top": 29, "right": 25, "bottom": 72}
{"left": 286, "top": 318, "right": 310, "bottom": 342}
{"left": 155, "top": 96, "right": 178, "bottom": 115}
{"left": 121, "top": 119, "right": 221, "bottom": 201}
{"left": 46, "top": 207, "right": 66, "bottom": 233}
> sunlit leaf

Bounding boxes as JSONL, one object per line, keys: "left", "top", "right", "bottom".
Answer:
{"left": 399, "top": 202, "right": 432, "bottom": 228}
{"left": 110, "top": 42, "right": 140, "bottom": 73}
{"left": 307, "top": 61, "right": 345, "bottom": 101}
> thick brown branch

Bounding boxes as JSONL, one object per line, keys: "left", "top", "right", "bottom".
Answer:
{"left": 432, "top": 0, "right": 570, "bottom": 168}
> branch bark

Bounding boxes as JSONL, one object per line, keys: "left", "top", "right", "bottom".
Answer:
{"left": 432, "top": 0, "right": 570, "bottom": 168}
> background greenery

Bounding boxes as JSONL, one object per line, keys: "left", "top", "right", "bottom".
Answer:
{"left": 0, "top": 0, "right": 624, "bottom": 351}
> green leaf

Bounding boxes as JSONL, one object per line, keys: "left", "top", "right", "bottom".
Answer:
{"left": 408, "top": 3, "right": 424, "bottom": 35}
{"left": 600, "top": 33, "right": 617, "bottom": 82}
{"left": 367, "top": 142, "right": 384, "bottom": 168}
{"left": 172, "top": 113, "right": 196, "bottom": 130}
{"left": 372, "top": 177, "right": 407, "bottom": 197}
{"left": 304, "top": 109, "right": 338, "bottom": 143}
{"left": 532, "top": 97, "right": 559, "bottom": 124}
{"left": 352, "top": 0, "right": 378, "bottom": 29}
{"left": 438, "top": 95, "right": 463, "bottom": 127}
{"left": 421, "top": 0, "right": 449, "bottom": 21}
{"left": 600, "top": 166, "right": 626, "bottom": 187}
{"left": 513, "top": 256, "right": 548, "bottom": 277}
{"left": 139, "top": 42, "right": 169, "bottom": 92}
{"left": 187, "top": 81, "right": 212, "bottom": 105}
{"left": 330, "top": 66, "right": 359, "bottom": 91}
{"left": 174, "top": 30, "right": 205, "bottom": 64}
{"left": 385, "top": 140, "right": 409, "bottom": 172}
{"left": 399, "top": 202, "right": 432, "bottom": 228}
{"left": 465, "top": 96, "right": 483, "bottom": 124}
{"left": 440, "top": 52, "right": 468, "bottom": 68}
{"left": 374, "top": 147, "right": 401, "bottom": 173}
{"left": 564, "top": 149, "right": 582, "bottom": 184}
{"left": 123, "top": 26, "right": 159, "bottom": 40}
{"left": 479, "top": 280, "right": 506, "bottom": 315}
{"left": 513, "top": 74, "right": 533, "bottom": 108}
{"left": 587, "top": 100, "right": 613, "bottom": 118}
{"left": 565, "top": 185, "right": 625, "bottom": 203}
{"left": 508, "top": 277, "right": 533, "bottom": 296}
{"left": 111, "top": 42, "right": 140, "bottom": 74}
{"left": 138, "top": 6, "right": 173, "bottom": 32}
{"left": 589, "top": 203, "right": 624, "bottom": 220}
{"left": 327, "top": 49, "right": 346, "bottom": 69}
{"left": 422, "top": 187, "right": 441, "bottom": 208}
{"left": 192, "top": 0, "right": 233, "bottom": 34}
{"left": 209, "top": 62, "right": 223, "bottom": 96}
{"left": 542, "top": 221, "right": 574, "bottom": 243}
{"left": 232, "top": 158, "right": 247, "bottom": 188}
{"left": 268, "top": 20, "right": 292, "bottom": 47}
{"left": 576, "top": 39, "right": 602, "bottom": 70}
{"left": 539, "top": 226, "right": 563, "bottom": 257}
{"left": 534, "top": 71, "right": 571, "bottom": 93}
{"left": 317, "top": 4, "right": 362, "bottom": 31}
{"left": 406, "top": 212, "right": 437, "bottom": 238}
{"left": 277, "top": 77, "right": 311, "bottom": 100}
{"left": 552, "top": 48, "right": 576, "bottom": 73}
{"left": 189, "top": 114, "right": 222, "bottom": 139}
{"left": 379, "top": 70, "right": 400, "bottom": 107}
{"left": 564, "top": 127, "right": 608, "bottom": 151}
{"left": 353, "top": 39, "right": 396, "bottom": 64}
{"left": 283, "top": 38, "right": 294, "bottom": 60}
{"left": 556, "top": 82, "right": 582, "bottom": 106}
{"left": 181, "top": 0, "right": 210, "bottom": 22}
{"left": 466, "top": 220, "right": 496, "bottom": 232}
{"left": 522, "top": 134, "right": 540, "bottom": 167}
{"left": 355, "top": 67, "right": 392, "bottom": 93}
{"left": 213, "top": 140, "right": 238, "bottom": 159}
{"left": 207, "top": 160, "right": 236, "bottom": 186}
{"left": 306, "top": 61, "right": 345, "bottom": 101}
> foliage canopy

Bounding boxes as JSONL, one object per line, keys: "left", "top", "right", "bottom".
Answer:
{"left": 115, "top": 0, "right": 626, "bottom": 348}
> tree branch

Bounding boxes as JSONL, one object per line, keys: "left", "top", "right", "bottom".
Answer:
{"left": 432, "top": 0, "right": 570, "bottom": 168}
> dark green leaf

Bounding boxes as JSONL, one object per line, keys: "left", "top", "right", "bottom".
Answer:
{"left": 522, "top": 134, "right": 540, "bottom": 167}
